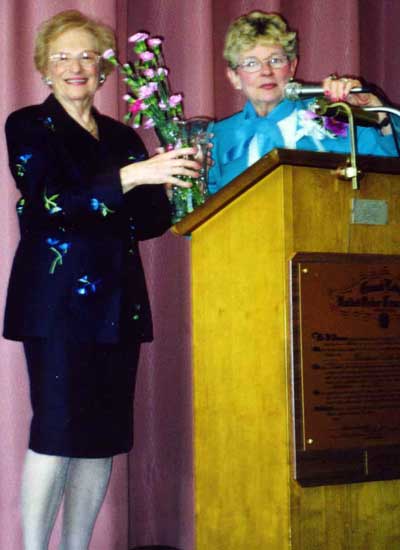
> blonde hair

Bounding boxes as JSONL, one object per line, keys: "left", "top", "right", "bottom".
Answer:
{"left": 224, "top": 11, "right": 298, "bottom": 67}
{"left": 34, "top": 10, "right": 116, "bottom": 76}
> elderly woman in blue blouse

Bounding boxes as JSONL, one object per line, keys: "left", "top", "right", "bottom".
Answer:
{"left": 209, "top": 11, "right": 397, "bottom": 193}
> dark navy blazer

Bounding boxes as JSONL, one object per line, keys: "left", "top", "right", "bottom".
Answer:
{"left": 4, "top": 94, "right": 171, "bottom": 343}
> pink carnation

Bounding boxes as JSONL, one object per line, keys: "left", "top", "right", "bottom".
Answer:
{"left": 143, "top": 118, "right": 155, "bottom": 129}
{"left": 138, "top": 85, "right": 155, "bottom": 99}
{"left": 102, "top": 49, "right": 116, "bottom": 59}
{"left": 139, "top": 51, "right": 155, "bottom": 62}
{"left": 129, "top": 99, "right": 145, "bottom": 115}
{"left": 128, "top": 32, "right": 149, "bottom": 43}
{"left": 143, "top": 68, "right": 155, "bottom": 78}
{"left": 148, "top": 82, "right": 158, "bottom": 93}
{"left": 157, "top": 67, "right": 169, "bottom": 76}
{"left": 147, "top": 38, "right": 162, "bottom": 48}
{"left": 168, "top": 94, "right": 183, "bottom": 107}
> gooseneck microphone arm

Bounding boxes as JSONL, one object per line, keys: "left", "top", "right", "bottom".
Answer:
{"left": 284, "top": 81, "right": 400, "bottom": 187}
{"left": 361, "top": 105, "right": 400, "bottom": 119}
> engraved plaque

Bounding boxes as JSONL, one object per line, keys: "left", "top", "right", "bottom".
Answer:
{"left": 291, "top": 253, "right": 400, "bottom": 485}
{"left": 351, "top": 198, "right": 388, "bottom": 225}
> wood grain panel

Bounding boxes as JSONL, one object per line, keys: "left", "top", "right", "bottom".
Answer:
{"left": 182, "top": 151, "right": 400, "bottom": 549}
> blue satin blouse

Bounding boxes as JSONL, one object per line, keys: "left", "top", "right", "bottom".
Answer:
{"left": 208, "top": 98, "right": 398, "bottom": 194}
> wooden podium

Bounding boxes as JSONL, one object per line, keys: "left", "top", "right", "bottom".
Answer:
{"left": 172, "top": 149, "right": 400, "bottom": 550}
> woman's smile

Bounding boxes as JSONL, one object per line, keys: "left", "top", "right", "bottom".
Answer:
{"left": 47, "top": 28, "right": 100, "bottom": 107}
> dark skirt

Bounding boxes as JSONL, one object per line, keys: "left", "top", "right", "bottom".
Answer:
{"left": 23, "top": 334, "right": 141, "bottom": 458}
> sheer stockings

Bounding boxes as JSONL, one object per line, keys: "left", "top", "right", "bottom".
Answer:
{"left": 21, "top": 450, "right": 112, "bottom": 550}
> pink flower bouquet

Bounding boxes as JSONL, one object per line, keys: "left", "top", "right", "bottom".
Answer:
{"left": 103, "top": 33, "right": 212, "bottom": 223}
{"left": 103, "top": 33, "right": 184, "bottom": 146}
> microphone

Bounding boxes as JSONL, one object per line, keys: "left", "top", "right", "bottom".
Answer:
{"left": 284, "top": 81, "right": 370, "bottom": 101}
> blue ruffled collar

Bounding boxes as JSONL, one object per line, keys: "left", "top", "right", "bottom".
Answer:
{"left": 222, "top": 99, "right": 298, "bottom": 163}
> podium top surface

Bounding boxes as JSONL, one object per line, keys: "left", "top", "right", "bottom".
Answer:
{"left": 172, "top": 148, "right": 400, "bottom": 236}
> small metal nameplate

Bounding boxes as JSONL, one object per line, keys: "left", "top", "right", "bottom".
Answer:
{"left": 351, "top": 198, "right": 388, "bottom": 225}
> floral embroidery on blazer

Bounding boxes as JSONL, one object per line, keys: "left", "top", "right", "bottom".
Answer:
{"left": 4, "top": 94, "right": 171, "bottom": 343}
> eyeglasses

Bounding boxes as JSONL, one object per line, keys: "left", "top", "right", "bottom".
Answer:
{"left": 235, "top": 55, "right": 289, "bottom": 73}
{"left": 49, "top": 51, "right": 101, "bottom": 68}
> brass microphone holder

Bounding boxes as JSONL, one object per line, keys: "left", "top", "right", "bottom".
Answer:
{"left": 313, "top": 98, "right": 361, "bottom": 190}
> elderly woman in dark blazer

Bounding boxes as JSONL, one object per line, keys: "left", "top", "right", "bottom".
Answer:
{"left": 4, "top": 10, "right": 198, "bottom": 550}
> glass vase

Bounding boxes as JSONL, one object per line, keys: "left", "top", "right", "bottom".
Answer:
{"left": 158, "top": 117, "right": 212, "bottom": 224}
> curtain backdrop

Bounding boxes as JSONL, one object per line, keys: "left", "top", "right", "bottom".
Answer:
{"left": 1, "top": 1, "right": 400, "bottom": 550}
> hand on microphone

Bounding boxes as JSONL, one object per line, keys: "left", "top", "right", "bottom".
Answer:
{"left": 284, "top": 77, "right": 391, "bottom": 134}
{"left": 322, "top": 74, "right": 391, "bottom": 134}
{"left": 322, "top": 74, "right": 382, "bottom": 108}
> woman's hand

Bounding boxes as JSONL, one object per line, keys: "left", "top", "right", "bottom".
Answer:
{"left": 322, "top": 74, "right": 383, "bottom": 107}
{"left": 120, "top": 147, "right": 201, "bottom": 194}
{"left": 322, "top": 74, "right": 391, "bottom": 133}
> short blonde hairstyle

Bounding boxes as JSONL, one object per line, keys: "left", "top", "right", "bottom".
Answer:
{"left": 34, "top": 10, "right": 116, "bottom": 76}
{"left": 224, "top": 11, "right": 298, "bottom": 67}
